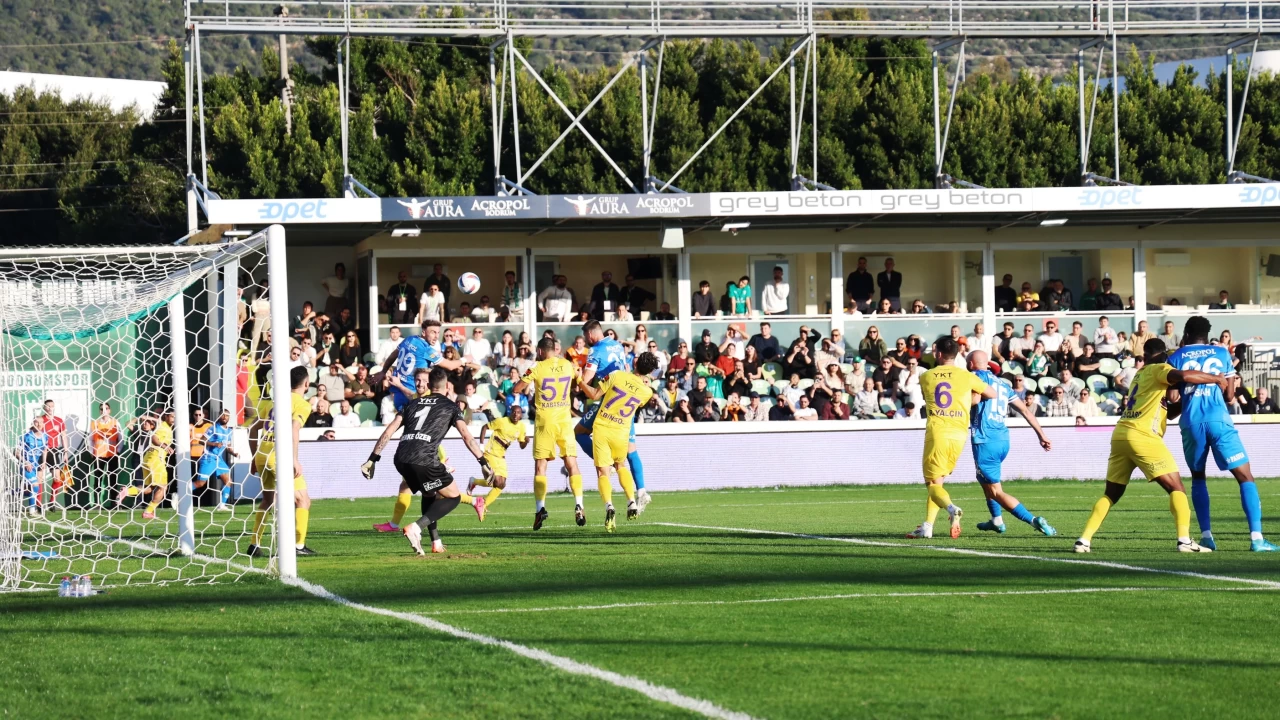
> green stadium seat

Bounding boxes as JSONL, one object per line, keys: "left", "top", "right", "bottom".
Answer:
{"left": 1023, "top": 377, "right": 1038, "bottom": 393}
{"left": 1066, "top": 377, "right": 1087, "bottom": 394}
{"left": 353, "top": 401, "right": 378, "bottom": 424}
{"left": 363, "top": 352, "right": 377, "bottom": 364}
{"left": 1086, "top": 374, "right": 1110, "bottom": 394}
{"left": 1002, "top": 362, "right": 1023, "bottom": 376}
{"left": 772, "top": 380, "right": 789, "bottom": 396}
{"left": 751, "top": 379, "right": 773, "bottom": 395}
{"left": 761, "top": 362, "right": 782, "bottom": 382}
{"left": 1037, "top": 377, "right": 1060, "bottom": 393}
{"left": 1098, "top": 358, "right": 1121, "bottom": 377}
{"left": 797, "top": 378, "right": 814, "bottom": 390}
{"left": 1120, "top": 357, "right": 1135, "bottom": 369}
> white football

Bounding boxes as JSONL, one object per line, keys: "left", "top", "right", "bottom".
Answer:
{"left": 457, "top": 272, "right": 481, "bottom": 295}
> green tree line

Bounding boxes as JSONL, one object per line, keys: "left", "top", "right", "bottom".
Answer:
{"left": 3, "top": 34, "right": 1279, "bottom": 243}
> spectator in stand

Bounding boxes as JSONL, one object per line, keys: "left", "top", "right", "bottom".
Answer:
{"left": 462, "top": 327, "right": 493, "bottom": 367}
{"left": 769, "top": 394, "right": 795, "bottom": 421}
{"left": 845, "top": 358, "right": 867, "bottom": 392}
{"left": 417, "top": 282, "right": 446, "bottom": 325}
{"left": 967, "top": 323, "right": 991, "bottom": 355}
{"left": 1096, "top": 277, "right": 1124, "bottom": 311}
{"left": 688, "top": 376, "right": 712, "bottom": 413}
{"left": 1115, "top": 355, "right": 1143, "bottom": 393}
{"left": 1009, "top": 324, "right": 1037, "bottom": 368}
{"left": 305, "top": 397, "right": 333, "bottom": 428}
{"left": 1226, "top": 388, "right": 1247, "bottom": 415}
{"left": 386, "top": 270, "right": 417, "bottom": 324}
{"left": 872, "top": 356, "right": 899, "bottom": 394}
{"left": 992, "top": 322, "right": 1016, "bottom": 364}
{"left": 1093, "top": 316, "right": 1119, "bottom": 357}
{"left": 898, "top": 357, "right": 925, "bottom": 408}
{"left": 908, "top": 299, "right": 931, "bottom": 314}
{"left": 744, "top": 392, "right": 769, "bottom": 422}
{"left": 793, "top": 395, "right": 818, "bottom": 421}
{"left": 725, "top": 361, "right": 752, "bottom": 398}
{"left": 950, "top": 325, "right": 969, "bottom": 355}
{"left": 720, "top": 324, "right": 747, "bottom": 360}
{"left": 1045, "top": 386, "right": 1075, "bottom": 418}
{"left": 692, "top": 280, "right": 716, "bottom": 317}
{"left": 537, "top": 275, "right": 575, "bottom": 322}
{"left": 784, "top": 333, "right": 817, "bottom": 379}
{"left": 1038, "top": 320, "right": 1064, "bottom": 362}
{"left": 1129, "top": 320, "right": 1155, "bottom": 357}
{"left": 820, "top": 362, "right": 845, "bottom": 392}
{"left": 895, "top": 402, "right": 919, "bottom": 420}
{"left": 808, "top": 373, "right": 835, "bottom": 416}
{"left": 460, "top": 382, "right": 497, "bottom": 423}
{"left": 779, "top": 373, "right": 804, "bottom": 408}
{"left": 761, "top": 266, "right": 789, "bottom": 315}
{"left": 942, "top": 300, "right": 961, "bottom": 314}
{"left": 1159, "top": 321, "right": 1178, "bottom": 350}
{"left": 721, "top": 393, "right": 747, "bottom": 421}
{"left": 873, "top": 298, "right": 900, "bottom": 315}
{"left": 669, "top": 398, "right": 696, "bottom": 422}
{"left": 884, "top": 337, "right": 910, "bottom": 370}
{"left": 1075, "top": 387, "right": 1101, "bottom": 418}
{"left": 859, "top": 326, "right": 888, "bottom": 364}
{"left": 1011, "top": 375, "right": 1028, "bottom": 403}
{"left": 822, "top": 390, "right": 851, "bottom": 420}
{"left": 330, "top": 307, "right": 355, "bottom": 341}
{"left": 853, "top": 378, "right": 879, "bottom": 418}
{"left": 453, "top": 302, "right": 474, "bottom": 324}
{"left": 654, "top": 302, "right": 676, "bottom": 321}
{"left": 1114, "top": 332, "right": 1132, "bottom": 361}
{"left": 423, "top": 264, "right": 450, "bottom": 308}
{"left": 668, "top": 341, "right": 691, "bottom": 381}
{"left": 728, "top": 276, "right": 753, "bottom": 316}
{"left": 646, "top": 340, "right": 669, "bottom": 377}
{"left": 877, "top": 257, "right": 902, "bottom": 311}
{"left": 1064, "top": 322, "right": 1087, "bottom": 359}
{"left": 498, "top": 367, "right": 530, "bottom": 414}
{"left": 492, "top": 330, "right": 517, "bottom": 376}
{"left": 1017, "top": 282, "right": 1040, "bottom": 310}
{"left": 615, "top": 303, "right": 634, "bottom": 322}
{"left": 563, "top": 335, "right": 589, "bottom": 371}
{"left": 619, "top": 274, "right": 654, "bottom": 316}
{"left": 347, "top": 365, "right": 376, "bottom": 404}
{"left": 320, "top": 262, "right": 350, "bottom": 319}
{"left": 742, "top": 344, "right": 763, "bottom": 381}
{"left": 589, "top": 271, "right": 620, "bottom": 320}
{"left": 332, "top": 400, "right": 361, "bottom": 429}
{"left": 324, "top": 364, "right": 348, "bottom": 404}
{"left": 747, "top": 322, "right": 782, "bottom": 362}
{"left": 471, "top": 296, "right": 494, "bottom": 322}
{"left": 492, "top": 271, "right": 520, "bottom": 319}
{"left": 1026, "top": 342, "right": 1051, "bottom": 381}
{"left": 1047, "top": 279, "right": 1074, "bottom": 311}
{"left": 338, "top": 330, "right": 364, "bottom": 370}
{"left": 1079, "top": 277, "right": 1101, "bottom": 310}
{"left": 695, "top": 329, "right": 720, "bottom": 364}
{"left": 1248, "top": 387, "right": 1277, "bottom": 414}
{"left": 1211, "top": 290, "right": 1235, "bottom": 310}
{"left": 813, "top": 339, "right": 839, "bottom": 373}
{"left": 1073, "top": 343, "right": 1101, "bottom": 377}
{"left": 658, "top": 375, "right": 686, "bottom": 410}
{"left": 828, "top": 328, "right": 847, "bottom": 356}
{"left": 634, "top": 395, "right": 665, "bottom": 424}
{"left": 287, "top": 345, "right": 306, "bottom": 370}
{"left": 291, "top": 300, "right": 318, "bottom": 345}
{"left": 994, "top": 274, "right": 1017, "bottom": 312}
{"left": 846, "top": 256, "right": 875, "bottom": 314}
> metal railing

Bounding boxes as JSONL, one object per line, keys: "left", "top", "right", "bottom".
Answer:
{"left": 188, "top": 0, "right": 1280, "bottom": 37}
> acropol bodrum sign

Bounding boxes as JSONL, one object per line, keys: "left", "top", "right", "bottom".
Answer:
{"left": 380, "top": 196, "right": 548, "bottom": 221}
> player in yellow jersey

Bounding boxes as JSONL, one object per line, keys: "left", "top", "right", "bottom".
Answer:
{"left": 907, "top": 338, "right": 997, "bottom": 540}
{"left": 1075, "top": 338, "right": 1229, "bottom": 553}
{"left": 512, "top": 337, "right": 586, "bottom": 529}
{"left": 247, "top": 365, "right": 317, "bottom": 557}
{"left": 140, "top": 409, "right": 176, "bottom": 520}
{"left": 576, "top": 352, "right": 657, "bottom": 532}
{"left": 467, "top": 405, "right": 529, "bottom": 510}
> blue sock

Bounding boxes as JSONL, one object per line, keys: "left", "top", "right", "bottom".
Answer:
{"left": 1240, "top": 481, "right": 1263, "bottom": 535}
{"left": 985, "top": 499, "right": 1002, "bottom": 518}
{"left": 1191, "top": 477, "right": 1212, "bottom": 533}
{"left": 221, "top": 483, "right": 232, "bottom": 504}
{"left": 575, "top": 431, "right": 594, "bottom": 459}
{"left": 627, "top": 451, "right": 645, "bottom": 491}
{"left": 1010, "top": 503, "right": 1035, "bottom": 525}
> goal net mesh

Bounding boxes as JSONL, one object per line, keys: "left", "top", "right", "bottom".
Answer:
{"left": 0, "top": 235, "right": 281, "bottom": 590}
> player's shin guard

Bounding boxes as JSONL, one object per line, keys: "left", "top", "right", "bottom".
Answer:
{"left": 1080, "top": 496, "right": 1113, "bottom": 542}
{"left": 1240, "top": 481, "right": 1263, "bottom": 535}
{"left": 220, "top": 483, "right": 232, "bottom": 505}
{"left": 251, "top": 508, "right": 268, "bottom": 545}
{"left": 295, "top": 507, "right": 310, "bottom": 548}
{"left": 627, "top": 451, "right": 645, "bottom": 491}
{"left": 569, "top": 474, "right": 584, "bottom": 507}
{"left": 985, "top": 498, "right": 1003, "bottom": 518}
{"left": 618, "top": 466, "right": 636, "bottom": 502}
{"left": 597, "top": 472, "right": 613, "bottom": 507}
{"left": 1190, "top": 477, "right": 1212, "bottom": 534}
{"left": 533, "top": 475, "right": 547, "bottom": 511}
{"left": 926, "top": 484, "right": 953, "bottom": 514}
{"left": 484, "top": 488, "right": 502, "bottom": 506}
{"left": 925, "top": 497, "right": 941, "bottom": 525}
{"left": 1170, "top": 490, "right": 1192, "bottom": 540}
{"left": 391, "top": 490, "right": 413, "bottom": 527}
{"left": 415, "top": 495, "right": 461, "bottom": 530}
{"left": 576, "top": 432, "right": 594, "bottom": 458}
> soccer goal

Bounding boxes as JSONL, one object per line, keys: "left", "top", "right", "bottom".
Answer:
{"left": 0, "top": 225, "right": 300, "bottom": 591}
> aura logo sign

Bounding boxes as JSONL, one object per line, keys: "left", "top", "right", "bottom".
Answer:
{"left": 1077, "top": 188, "right": 1143, "bottom": 208}
{"left": 257, "top": 199, "right": 332, "bottom": 221}
{"left": 1238, "top": 185, "right": 1280, "bottom": 206}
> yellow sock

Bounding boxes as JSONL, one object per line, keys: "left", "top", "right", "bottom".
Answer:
{"left": 295, "top": 507, "right": 309, "bottom": 547}
{"left": 1170, "top": 490, "right": 1191, "bottom": 539}
{"left": 486, "top": 487, "right": 503, "bottom": 505}
{"left": 569, "top": 474, "right": 583, "bottom": 504}
{"left": 391, "top": 490, "right": 412, "bottom": 526}
{"left": 251, "top": 508, "right": 268, "bottom": 545}
{"left": 618, "top": 466, "right": 636, "bottom": 502}
{"left": 144, "top": 500, "right": 159, "bottom": 514}
{"left": 471, "top": 477, "right": 492, "bottom": 487}
{"left": 126, "top": 486, "right": 141, "bottom": 497}
{"left": 1081, "top": 496, "right": 1114, "bottom": 542}
{"left": 534, "top": 475, "right": 548, "bottom": 502}
{"left": 458, "top": 492, "right": 474, "bottom": 504}
{"left": 597, "top": 472, "right": 613, "bottom": 507}
{"left": 925, "top": 497, "right": 941, "bottom": 525}
{"left": 927, "top": 483, "right": 953, "bottom": 512}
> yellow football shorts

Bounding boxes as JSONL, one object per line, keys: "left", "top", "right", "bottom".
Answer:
{"left": 533, "top": 420, "right": 577, "bottom": 460}
{"left": 922, "top": 432, "right": 966, "bottom": 481}
{"left": 259, "top": 456, "right": 308, "bottom": 493}
{"left": 484, "top": 453, "right": 508, "bottom": 479}
{"left": 592, "top": 432, "right": 629, "bottom": 468}
{"left": 1106, "top": 430, "right": 1178, "bottom": 485}
{"left": 142, "top": 456, "right": 167, "bottom": 488}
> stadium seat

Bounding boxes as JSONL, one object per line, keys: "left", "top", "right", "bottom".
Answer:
{"left": 772, "top": 380, "right": 789, "bottom": 396}
{"left": 760, "top": 397, "right": 775, "bottom": 409}
{"left": 353, "top": 401, "right": 378, "bottom": 424}
{"left": 921, "top": 353, "right": 935, "bottom": 367}
{"left": 1002, "top": 362, "right": 1023, "bottom": 376}
{"left": 1100, "top": 391, "right": 1125, "bottom": 415}
{"left": 712, "top": 397, "right": 726, "bottom": 412}
{"left": 879, "top": 400, "right": 897, "bottom": 414}
{"left": 1066, "top": 377, "right": 1087, "bottom": 394}
{"left": 1098, "top": 358, "right": 1121, "bottom": 376}
{"left": 1086, "top": 374, "right": 1110, "bottom": 394}
{"left": 761, "top": 362, "right": 782, "bottom": 381}
{"left": 1023, "top": 377, "right": 1038, "bottom": 393}
{"left": 303, "top": 387, "right": 317, "bottom": 400}
{"left": 839, "top": 363, "right": 855, "bottom": 375}
{"left": 798, "top": 378, "right": 814, "bottom": 390}
{"left": 363, "top": 352, "right": 377, "bottom": 364}
{"left": 474, "top": 384, "right": 496, "bottom": 402}
{"left": 307, "top": 367, "right": 319, "bottom": 384}
{"left": 1120, "top": 357, "right": 1135, "bottom": 369}
{"left": 1032, "top": 394, "right": 1049, "bottom": 414}
{"left": 360, "top": 419, "right": 373, "bottom": 427}
{"left": 1037, "top": 377, "right": 1060, "bottom": 393}
{"left": 751, "top": 379, "right": 773, "bottom": 395}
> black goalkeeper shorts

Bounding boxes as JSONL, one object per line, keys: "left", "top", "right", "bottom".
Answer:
{"left": 394, "top": 459, "right": 454, "bottom": 495}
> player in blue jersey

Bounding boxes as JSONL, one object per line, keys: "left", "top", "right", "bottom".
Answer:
{"left": 1167, "top": 316, "right": 1275, "bottom": 552}
{"left": 195, "top": 408, "right": 238, "bottom": 511}
{"left": 18, "top": 417, "right": 48, "bottom": 516}
{"left": 967, "top": 351, "right": 1058, "bottom": 536}
{"left": 574, "top": 320, "right": 652, "bottom": 514}
{"left": 379, "top": 319, "right": 461, "bottom": 411}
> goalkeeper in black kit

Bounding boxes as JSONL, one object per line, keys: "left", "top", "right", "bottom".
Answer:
{"left": 362, "top": 367, "right": 491, "bottom": 555}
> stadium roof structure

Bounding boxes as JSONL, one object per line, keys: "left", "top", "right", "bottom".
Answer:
{"left": 181, "top": 1, "right": 1280, "bottom": 235}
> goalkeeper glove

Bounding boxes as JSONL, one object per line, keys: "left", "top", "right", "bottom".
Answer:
{"left": 479, "top": 457, "right": 493, "bottom": 481}
{"left": 361, "top": 452, "right": 380, "bottom": 480}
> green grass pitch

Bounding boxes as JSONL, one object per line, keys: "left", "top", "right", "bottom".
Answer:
{"left": 4, "top": 478, "right": 1280, "bottom": 719}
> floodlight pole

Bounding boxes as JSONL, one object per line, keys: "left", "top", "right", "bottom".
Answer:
{"left": 932, "top": 37, "right": 964, "bottom": 190}
{"left": 1077, "top": 39, "right": 1104, "bottom": 184}
{"left": 169, "top": 293, "right": 196, "bottom": 557}
{"left": 266, "top": 224, "right": 297, "bottom": 579}
{"left": 489, "top": 39, "right": 503, "bottom": 194}
{"left": 1226, "top": 35, "right": 1260, "bottom": 180}
{"left": 339, "top": 36, "right": 352, "bottom": 197}
{"left": 184, "top": 30, "right": 197, "bottom": 234}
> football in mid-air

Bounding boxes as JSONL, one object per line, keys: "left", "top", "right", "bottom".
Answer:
{"left": 457, "top": 272, "right": 481, "bottom": 294}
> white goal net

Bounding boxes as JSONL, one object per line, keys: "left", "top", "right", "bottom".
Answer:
{"left": 0, "top": 230, "right": 292, "bottom": 590}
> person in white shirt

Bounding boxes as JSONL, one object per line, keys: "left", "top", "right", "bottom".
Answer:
{"left": 537, "top": 275, "right": 575, "bottom": 321}
{"left": 966, "top": 322, "right": 992, "bottom": 355}
{"left": 462, "top": 327, "right": 493, "bottom": 367}
{"left": 1010, "top": 324, "right": 1037, "bottom": 365}
{"left": 1093, "top": 315, "right": 1119, "bottom": 356}
{"left": 461, "top": 381, "right": 496, "bottom": 422}
{"left": 331, "top": 400, "right": 361, "bottom": 428}
{"left": 761, "top": 266, "right": 790, "bottom": 315}
{"left": 298, "top": 335, "right": 318, "bottom": 368}
{"left": 792, "top": 394, "right": 818, "bottom": 420}
{"left": 320, "top": 262, "right": 349, "bottom": 319}
{"left": 644, "top": 340, "right": 669, "bottom": 377}
{"left": 1037, "top": 320, "right": 1064, "bottom": 355}
{"left": 828, "top": 328, "right": 847, "bottom": 356}
{"left": 1114, "top": 355, "right": 1142, "bottom": 392}
{"left": 417, "top": 283, "right": 446, "bottom": 325}
{"left": 720, "top": 325, "right": 747, "bottom": 360}
{"left": 892, "top": 402, "right": 918, "bottom": 420}
{"left": 286, "top": 345, "right": 307, "bottom": 370}
{"left": 375, "top": 326, "right": 404, "bottom": 366}
{"left": 783, "top": 373, "right": 806, "bottom": 409}
{"left": 1074, "top": 387, "right": 1101, "bottom": 418}
{"left": 897, "top": 356, "right": 925, "bottom": 408}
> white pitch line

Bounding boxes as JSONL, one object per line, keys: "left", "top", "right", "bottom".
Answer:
{"left": 424, "top": 585, "right": 1276, "bottom": 616}
{"left": 282, "top": 574, "right": 759, "bottom": 720}
{"left": 654, "top": 522, "right": 1280, "bottom": 589}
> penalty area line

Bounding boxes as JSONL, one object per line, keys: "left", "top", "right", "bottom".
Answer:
{"left": 653, "top": 522, "right": 1280, "bottom": 589}
{"left": 282, "top": 574, "right": 759, "bottom": 720}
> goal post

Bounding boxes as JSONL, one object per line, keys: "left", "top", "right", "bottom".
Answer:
{"left": 0, "top": 225, "right": 296, "bottom": 591}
